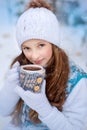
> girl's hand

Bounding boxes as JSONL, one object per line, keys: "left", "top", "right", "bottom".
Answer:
{"left": 0, "top": 62, "right": 20, "bottom": 115}
{"left": 15, "top": 80, "right": 53, "bottom": 118}
{"left": 6, "top": 61, "right": 20, "bottom": 86}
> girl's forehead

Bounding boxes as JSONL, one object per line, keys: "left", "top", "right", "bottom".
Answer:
{"left": 22, "top": 39, "right": 50, "bottom": 45}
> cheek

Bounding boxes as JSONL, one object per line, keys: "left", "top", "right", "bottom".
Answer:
{"left": 23, "top": 51, "right": 27, "bottom": 57}
{"left": 43, "top": 47, "right": 52, "bottom": 59}
{"left": 23, "top": 52, "right": 30, "bottom": 60}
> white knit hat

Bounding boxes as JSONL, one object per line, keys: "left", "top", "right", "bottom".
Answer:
{"left": 16, "top": 7, "right": 60, "bottom": 49}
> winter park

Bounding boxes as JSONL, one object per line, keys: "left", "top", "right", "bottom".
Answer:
{"left": 0, "top": 0, "right": 87, "bottom": 129}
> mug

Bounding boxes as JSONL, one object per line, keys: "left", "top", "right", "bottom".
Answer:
{"left": 19, "top": 64, "right": 45, "bottom": 92}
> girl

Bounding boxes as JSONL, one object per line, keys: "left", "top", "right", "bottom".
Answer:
{"left": 0, "top": 0, "right": 87, "bottom": 130}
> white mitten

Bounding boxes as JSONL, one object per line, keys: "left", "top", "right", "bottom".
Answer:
{"left": 0, "top": 62, "right": 20, "bottom": 116}
{"left": 15, "top": 80, "right": 53, "bottom": 118}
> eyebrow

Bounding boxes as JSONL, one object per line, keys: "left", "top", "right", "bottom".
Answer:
{"left": 21, "top": 45, "right": 27, "bottom": 47}
{"left": 21, "top": 40, "right": 46, "bottom": 48}
{"left": 37, "top": 41, "right": 46, "bottom": 44}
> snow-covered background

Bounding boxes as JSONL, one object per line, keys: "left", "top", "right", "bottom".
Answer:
{"left": 0, "top": 0, "right": 87, "bottom": 129}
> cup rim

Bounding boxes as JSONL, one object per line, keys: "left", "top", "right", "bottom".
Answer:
{"left": 20, "top": 64, "right": 45, "bottom": 74}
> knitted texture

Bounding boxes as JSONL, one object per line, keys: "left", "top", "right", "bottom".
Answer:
{"left": 16, "top": 7, "right": 60, "bottom": 49}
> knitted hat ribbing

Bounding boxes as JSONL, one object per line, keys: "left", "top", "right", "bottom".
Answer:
{"left": 16, "top": 7, "right": 60, "bottom": 49}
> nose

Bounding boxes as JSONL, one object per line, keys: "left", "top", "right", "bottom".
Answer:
{"left": 31, "top": 50, "right": 39, "bottom": 61}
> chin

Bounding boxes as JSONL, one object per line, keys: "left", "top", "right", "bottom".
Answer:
{"left": 41, "top": 63, "right": 47, "bottom": 68}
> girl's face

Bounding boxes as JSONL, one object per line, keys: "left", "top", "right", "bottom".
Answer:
{"left": 22, "top": 39, "right": 53, "bottom": 67}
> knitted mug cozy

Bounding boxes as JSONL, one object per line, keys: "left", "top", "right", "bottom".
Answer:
{"left": 19, "top": 64, "right": 45, "bottom": 92}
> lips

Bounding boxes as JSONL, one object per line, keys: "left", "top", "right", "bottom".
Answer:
{"left": 34, "top": 59, "right": 43, "bottom": 64}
